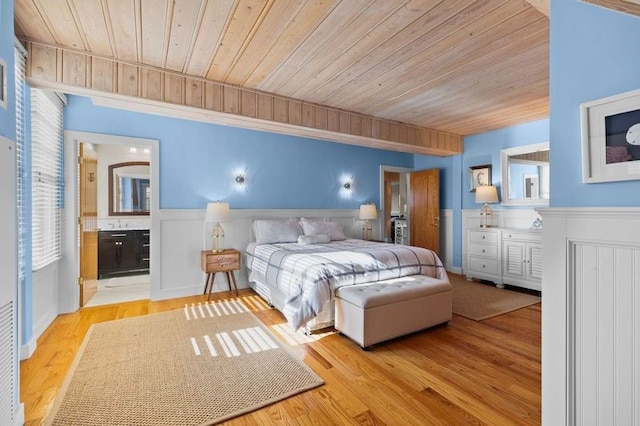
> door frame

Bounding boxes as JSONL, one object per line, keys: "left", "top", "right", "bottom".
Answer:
{"left": 379, "top": 165, "right": 413, "bottom": 243}
{"left": 60, "top": 131, "right": 159, "bottom": 313}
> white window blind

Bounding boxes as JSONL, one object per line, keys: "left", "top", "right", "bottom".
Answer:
{"left": 15, "top": 43, "right": 26, "bottom": 280}
{"left": 31, "top": 89, "right": 64, "bottom": 271}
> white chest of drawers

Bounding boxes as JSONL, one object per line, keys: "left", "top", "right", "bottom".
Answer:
{"left": 465, "top": 227, "right": 543, "bottom": 291}
{"left": 466, "top": 228, "right": 503, "bottom": 286}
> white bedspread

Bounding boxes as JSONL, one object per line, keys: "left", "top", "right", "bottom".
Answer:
{"left": 246, "top": 239, "right": 447, "bottom": 329}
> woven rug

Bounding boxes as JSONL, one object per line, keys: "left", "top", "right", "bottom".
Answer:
{"left": 450, "top": 277, "right": 541, "bottom": 321}
{"left": 45, "top": 300, "right": 323, "bottom": 425}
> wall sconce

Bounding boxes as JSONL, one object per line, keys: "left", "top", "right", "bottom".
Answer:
{"left": 359, "top": 203, "right": 377, "bottom": 240}
{"left": 339, "top": 175, "right": 354, "bottom": 199}
{"left": 233, "top": 167, "right": 247, "bottom": 191}
{"left": 205, "top": 201, "right": 230, "bottom": 252}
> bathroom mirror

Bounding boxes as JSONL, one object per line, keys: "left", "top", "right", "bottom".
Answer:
{"left": 500, "top": 142, "right": 549, "bottom": 206}
{"left": 108, "top": 161, "right": 150, "bottom": 215}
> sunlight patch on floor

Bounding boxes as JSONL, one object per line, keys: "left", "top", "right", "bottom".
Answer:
{"left": 270, "top": 323, "right": 335, "bottom": 346}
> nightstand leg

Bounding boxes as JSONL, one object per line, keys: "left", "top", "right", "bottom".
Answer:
{"left": 225, "top": 271, "right": 239, "bottom": 296}
{"left": 206, "top": 273, "right": 216, "bottom": 301}
{"left": 203, "top": 273, "right": 211, "bottom": 295}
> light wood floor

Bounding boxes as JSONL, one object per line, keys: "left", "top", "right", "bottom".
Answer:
{"left": 21, "top": 278, "right": 541, "bottom": 425}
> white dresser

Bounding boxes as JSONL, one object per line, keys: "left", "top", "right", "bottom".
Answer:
{"left": 502, "top": 229, "right": 542, "bottom": 291}
{"left": 465, "top": 227, "right": 542, "bottom": 291}
{"left": 466, "top": 228, "right": 502, "bottom": 286}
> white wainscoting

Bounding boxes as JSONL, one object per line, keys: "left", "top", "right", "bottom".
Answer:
{"left": 151, "top": 209, "right": 365, "bottom": 301}
{"left": 153, "top": 208, "right": 456, "bottom": 301}
{"left": 540, "top": 208, "right": 640, "bottom": 426}
{"left": 31, "top": 263, "right": 59, "bottom": 346}
{"left": 440, "top": 209, "right": 457, "bottom": 274}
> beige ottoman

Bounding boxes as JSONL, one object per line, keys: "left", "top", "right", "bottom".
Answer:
{"left": 334, "top": 275, "right": 452, "bottom": 349}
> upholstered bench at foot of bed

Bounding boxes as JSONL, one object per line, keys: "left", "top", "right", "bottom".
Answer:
{"left": 334, "top": 275, "right": 452, "bottom": 349}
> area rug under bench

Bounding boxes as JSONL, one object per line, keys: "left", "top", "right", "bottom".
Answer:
{"left": 45, "top": 299, "right": 323, "bottom": 425}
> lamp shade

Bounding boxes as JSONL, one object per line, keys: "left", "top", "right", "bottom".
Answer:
{"left": 205, "top": 202, "right": 230, "bottom": 222}
{"left": 475, "top": 185, "right": 499, "bottom": 204}
{"left": 359, "top": 204, "right": 378, "bottom": 220}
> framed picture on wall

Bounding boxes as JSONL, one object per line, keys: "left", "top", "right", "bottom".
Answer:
{"left": 468, "top": 164, "right": 492, "bottom": 192}
{"left": 581, "top": 88, "right": 640, "bottom": 183}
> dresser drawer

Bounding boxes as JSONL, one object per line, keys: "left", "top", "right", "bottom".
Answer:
{"left": 202, "top": 252, "right": 240, "bottom": 272}
{"left": 468, "top": 230, "right": 499, "bottom": 244}
{"left": 502, "top": 230, "right": 542, "bottom": 242}
{"left": 468, "top": 243, "right": 498, "bottom": 258}
{"left": 468, "top": 256, "right": 500, "bottom": 276}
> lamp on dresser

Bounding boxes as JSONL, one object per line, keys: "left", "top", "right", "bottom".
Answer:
{"left": 205, "top": 201, "right": 230, "bottom": 252}
{"left": 359, "top": 204, "right": 377, "bottom": 240}
{"left": 475, "top": 185, "right": 498, "bottom": 228}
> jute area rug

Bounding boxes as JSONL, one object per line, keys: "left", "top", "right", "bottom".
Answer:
{"left": 450, "top": 276, "right": 541, "bottom": 321}
{"left": 45, "top": 299, "right": 323, "bottom": 425}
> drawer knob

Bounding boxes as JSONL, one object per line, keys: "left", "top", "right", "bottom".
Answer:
{"left": 482, "top": 264, "right": 486, "bottom": 268}
{"left": 482, "top": 235, "right": 486, "bottom": 239}
{"left": 482, "top": 249, "right": 486, "bottom": 253}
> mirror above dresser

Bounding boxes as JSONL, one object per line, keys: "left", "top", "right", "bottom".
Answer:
{"left": 500, "top": 142, "right": 549, "bottom": 206}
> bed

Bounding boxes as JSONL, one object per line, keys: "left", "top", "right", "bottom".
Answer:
{"left": 245, "top": 218, "right": 448, "bottom": 332}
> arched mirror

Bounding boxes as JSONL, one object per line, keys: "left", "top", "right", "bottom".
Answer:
{"left": 108, "top": 161, "right": 150, "bottom": 216}
{"left": 500, "top": 142, "right": 549, "bottom": 206}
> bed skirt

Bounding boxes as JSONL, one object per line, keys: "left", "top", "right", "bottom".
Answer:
{"left": 248, "top": 280, "right": 335, "bottom": 334}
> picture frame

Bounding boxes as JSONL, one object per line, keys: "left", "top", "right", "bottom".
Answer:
{"left": 581, "top": 88, "right": 640, "bottom": 183}
{"left": 468, "top": 164, "right": 492, "bottom": 192}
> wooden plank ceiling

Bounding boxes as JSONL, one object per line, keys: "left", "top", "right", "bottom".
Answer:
{"left": 14, "top": 0, "right": 552, "bottom": 155}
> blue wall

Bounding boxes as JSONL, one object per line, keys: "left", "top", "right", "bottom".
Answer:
{"left": 551, "top": 1, "right": 640, "bottom": 207}
{"left": 462, "top": 118, "right": 550, "bottom": 209}
{"left": 64, "top": 96, "right": 413, "bottom": 210}
{"left": 0, "top": 0, "right": 15, "bottom": 141}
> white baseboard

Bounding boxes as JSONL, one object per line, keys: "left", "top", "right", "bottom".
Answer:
{"left": 33, "top": 305, "right": 57, "bottom": 342}
{"left": 20, "top": 336, "right": 36, "bottom": 360}
{"left": 12, "top": 404, "right": 24, "bottom": 426}
{"left": 447, "top": 266, "right": 462, "bottom": 275}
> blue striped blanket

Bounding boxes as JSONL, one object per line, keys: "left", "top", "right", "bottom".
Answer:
{"left": 246, "top": 239, "right": 447, "bottom": 329}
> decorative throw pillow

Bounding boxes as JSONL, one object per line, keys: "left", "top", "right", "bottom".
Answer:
{"left": 253, "top": 219, "right": 302, "bottom": 244}
{"left": 297, "top": 234, "right": 331, "bottom": 245}
{"left": 299, "top": 218, "right": 347, "bottom": 241}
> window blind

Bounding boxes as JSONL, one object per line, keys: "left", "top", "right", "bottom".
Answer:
{"left": 31, "top": 89, "right": 64, "bottom": 271}
{"left": 15, "top": 42, "right": 26, "bottom": 280}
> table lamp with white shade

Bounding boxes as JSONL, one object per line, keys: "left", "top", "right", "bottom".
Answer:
{"left": 475, "top": 185, "right": 498, "bottom": 228}
{"left": 359, "top": 203, "right": 377, "bottom": 240}
{"left": 205, "top": 201, "right": 230, "bottom": 252}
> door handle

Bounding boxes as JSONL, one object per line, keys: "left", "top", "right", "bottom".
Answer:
{"left": 431, "top": 216, "right": 440, "bottom": 227}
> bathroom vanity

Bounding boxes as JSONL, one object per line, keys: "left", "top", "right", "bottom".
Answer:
{"left": 98, "top": 229, "right": 150, "bottom": 279}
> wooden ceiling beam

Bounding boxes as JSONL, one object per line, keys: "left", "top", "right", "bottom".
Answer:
{"left": 21, "top": 40, "right": 463, "bottom": 157}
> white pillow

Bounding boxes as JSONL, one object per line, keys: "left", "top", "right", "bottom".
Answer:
{"left": 299, "top": 218, "right": 347, "bottom": 241}
{"left": 297, "top": 234, "right": 330, "bottom": 245}
{"left": 253, "top": 219, "right": 302, "bottom": 244}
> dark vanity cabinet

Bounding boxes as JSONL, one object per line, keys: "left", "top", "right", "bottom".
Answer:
{"left": 98, "top": 230, "right": 150, "bottom": 279}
